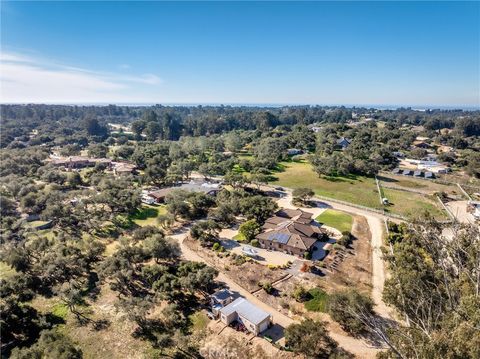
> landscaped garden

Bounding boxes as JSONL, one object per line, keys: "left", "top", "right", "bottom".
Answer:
{"left": 315, "top": 209, "right": 353, "bottom": 233}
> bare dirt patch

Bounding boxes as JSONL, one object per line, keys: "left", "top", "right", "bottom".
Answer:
{"left": 202, "top": 320, "right": 296, "bottom": 359}
{"left": 184, "top": 236, "right": 287, "bottom": 292}
{"left": 318, "top": 215, "right": 373, "bottom": 294}
{"left": 36, "top": 285, "right": 152, "bottom": 359}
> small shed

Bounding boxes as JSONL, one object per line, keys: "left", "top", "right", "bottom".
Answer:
{"left": 424, "top": 171, "right": 434, "bottom": 179}
{"left": 403, "top": 169, "right": 413, "bottom": 176}
{"left": 413, "top": 170, "right": 423, "bottom": 177}
{"left": 219, "top": 297, "right": 272, "bottom": 335}
{"left": 392, "top": 168, "right": 401, "bottom": 175}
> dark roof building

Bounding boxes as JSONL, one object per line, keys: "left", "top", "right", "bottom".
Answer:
{"left": 148, "top": 180, "right": 222, "bottom": 203}
{"left": 256, "top": 209, "right": 325, "bottom": 257}
{"left": 336, "top": 137, "right": 351, "bottom": 149}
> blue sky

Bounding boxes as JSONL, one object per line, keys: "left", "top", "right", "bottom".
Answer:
{"left": 1, "top": 1, "right": 479, "bottom": 107}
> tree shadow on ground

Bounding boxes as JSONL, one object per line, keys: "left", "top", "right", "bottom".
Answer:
{"left": 376, "top": 175, "right": 399, "bottom": 184}
{"left": 130, "top": 207, "right": 159, "bottom": 221}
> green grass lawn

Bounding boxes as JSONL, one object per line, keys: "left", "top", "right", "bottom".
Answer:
{"left": 315, "top": 209, "right": 353, "bottom": 233}
{"left": 269, "top": 161, "right": 448, "bottom": 219}
{"left": 383, "top": 188, "right": 447, "bottom": 220}
{"left": 269, "top": 161, "right": 382, "bottom": 209}
{"left": 51, "top": 302, "right": 69, "bottom": 320}
{"left": 129, "top": 204, "right": 167, "bottom": 227}
{"left": 304, "top": 288, "right": 329, "bottom": 312}
{"left": 377, "top": 173, "right": 460, "bottom": 196}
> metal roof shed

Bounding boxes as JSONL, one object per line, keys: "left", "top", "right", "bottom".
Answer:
{"left": 220, "top": 298, "right": 271, "bottom": 326}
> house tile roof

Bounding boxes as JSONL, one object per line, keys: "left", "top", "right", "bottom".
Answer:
{"left": 256, "top": 209, "right": 322, "bottom": 251}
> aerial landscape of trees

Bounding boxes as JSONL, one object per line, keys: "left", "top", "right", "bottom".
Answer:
{"left": 1, "top": 103, "right": 479, "bottom": 358}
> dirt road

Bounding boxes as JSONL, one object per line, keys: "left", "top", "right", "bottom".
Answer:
{"left": 171, "top": 229, "right": 381, "bottom": 358}
{"left": 277, "top": 190, "right": 392, "bottom": 319}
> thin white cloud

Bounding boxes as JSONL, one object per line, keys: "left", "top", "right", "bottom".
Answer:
{"left": 0, "top": 51, "right": 162, "bottom": 103}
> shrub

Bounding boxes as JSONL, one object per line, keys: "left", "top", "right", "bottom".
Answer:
{"left": 303, "top": 251, "right": 312, "bottom": 260}
{"left": 238, "top": 219, "right": 261, "bottom": 242}
{"left": 261, "top": 282, "right": 274, "bottom": 294}
{"left": 337, "top": 231, "right": 353, "bottom": 247}
{"left": 250, "top": 239, "right": 260, "bottom": 247}
{"left": 292, "top": 285, "right": 309, "bottom": 302}
{"left": 328, "top": 290, "right": 374, "bottom": 336}
{"left": 279, "top": 299, "right": 289, "bottom": 309}
{"left": 212, "top": 242, "right": 220, "bottom": 251}
{"left": 304, "top": 288, "right": 329, "bottom": 312}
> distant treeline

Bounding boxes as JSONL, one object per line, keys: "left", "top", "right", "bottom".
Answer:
{"left": 1, "top": 104, "right": 479, "bottom": 147}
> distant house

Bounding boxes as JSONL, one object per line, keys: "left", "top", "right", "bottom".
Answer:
{"left": 413, "top": 170, "right": 423, "bottom": 177}
{"left": 437, "top": 145, "right": 455, "bottom": 154}
{"left": 417, "top": 162, "right": 450, "bottom": 174}
{"left": 412, "top": 140, "right": 431, "bottom": 149}
{"left": 49, "top": 156, "right": 114, "bottom": 170}
{"left": 287, "top": 148, "right": 303, "bottom": 156}
{"left": 467, "top": 201, "right": 480, "bottom": 220}
{"left": 392, "top": 151, "right": 404, "bottom": 158}
{"left": 336, "top": 137, "right": 351, "bottom": 150}
{"left": 392, "top": 168, "right": 401, "bottom": 175}
{"left": 256, "top": 209, "right": 326, "bottom": 257}
{"left": 147, "top": 180, "right": 222, "bottom": 204}
{"left": 148, "top": 188, "right": 172, "bottom": 204}
{"left": 113, "top": 162, "right": 137, "bottom": 176}
{"left": 424, "top": 171, "right": 434, "bottom": 179}
{"left": 423, "top": 154, "right": 438, "bottom": 162}
{"left": 219, "top": 297, "right": 272, "bottom": 336}
{"left": 402, "top": 169, "right": 413, "bottom": 176}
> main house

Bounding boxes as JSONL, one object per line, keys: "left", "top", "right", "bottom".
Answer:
{"left": 256, "top": 209, "right": 326, "bottom": 257}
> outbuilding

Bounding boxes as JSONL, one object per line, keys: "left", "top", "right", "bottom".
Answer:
{"left": 219, "top": 297, "right": 272, "bottom": 335}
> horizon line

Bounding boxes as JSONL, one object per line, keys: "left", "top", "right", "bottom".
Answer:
{"left": 1, "top": 102, "right": 479, "bottom": 111}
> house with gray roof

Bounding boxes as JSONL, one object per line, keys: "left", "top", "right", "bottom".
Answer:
{"left": 211, "top": 289, "right": 234, "bottom": 316}
{"left": 336, "top": 137, "right": 351, "bottom": 150}
{"left": 219, "top": 297, "right": 272, "bottom": 335}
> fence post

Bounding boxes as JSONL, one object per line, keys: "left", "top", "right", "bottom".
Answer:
{"left": 375, "top": 175, "right": 385, "bottom": 205}
{"left": 436, "top": 195, "right": 455, "bottom": 222}
{"left": 457, "top": 183, "right": 472, "bottom": 201}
